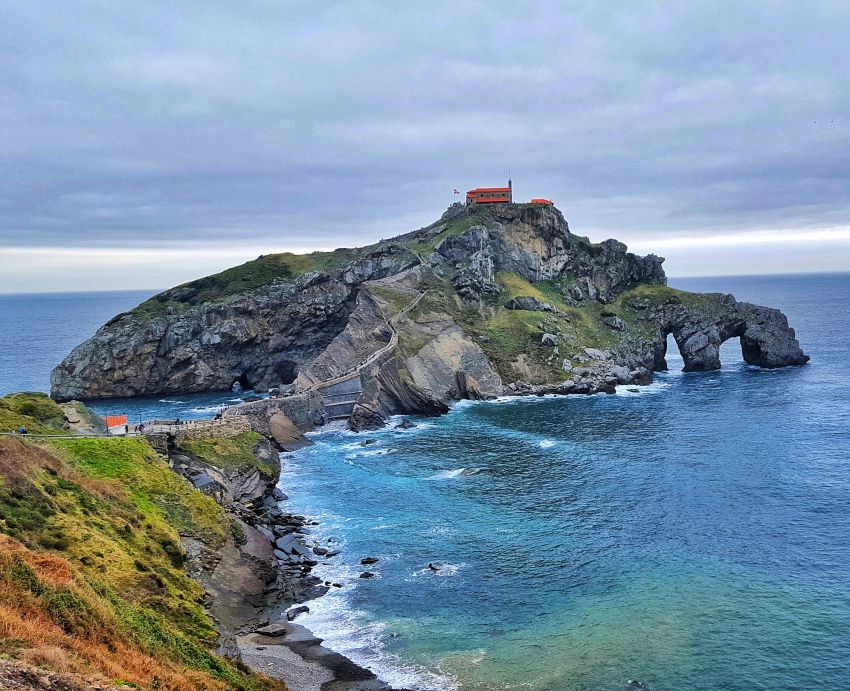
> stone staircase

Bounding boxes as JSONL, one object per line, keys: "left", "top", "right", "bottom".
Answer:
{"left": 299, "top": 290, "right": 425, "bottom": 424}
{"left": 316, "top": 376, "right": 363, "bottom": 421}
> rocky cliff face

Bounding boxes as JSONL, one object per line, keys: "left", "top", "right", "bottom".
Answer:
{"left": 51, "top": 244, "right": 419, "bottom": 400}
{"left": 52, "top": 202, "right": 808, "bottom": 428}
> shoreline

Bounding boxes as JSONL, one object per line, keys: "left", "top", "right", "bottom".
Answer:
{"left": 244, "top": 380, "right": 680, "bottom": 690}
{"left": 237, "top": 447, "right": 406, "bottom": 691}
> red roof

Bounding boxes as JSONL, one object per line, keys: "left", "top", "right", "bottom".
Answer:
{"left": 468, "top": 187, "right": 511, "bottom": 193}
{"left": 104, "top": 415, "right": 128, "bottom": 428}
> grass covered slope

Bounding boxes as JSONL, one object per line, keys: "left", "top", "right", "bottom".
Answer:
{"left": 0, "top": 436, "right": 284, "bottom": 691}
{"left": 177, "top": 431, "right": 277, "bottom": 478}
{"left": 375, "top": 269, "right": 727, "bottom": 387}
{"left": 0, "top": 392, "right": 68, "bottom": 435}
{"left": 131, "top": 246, "right": 373, "bottom": 320}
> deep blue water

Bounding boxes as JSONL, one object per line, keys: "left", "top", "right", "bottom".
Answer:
{"left": 0, "top": 275, "right": 848, "bottom": 689}
{"left": 0, "top": 290, "right": 154, "bottom": 397}
{"left": 0, "top": 289, "right": 265, "bottom": 419}
{"left": 278, "top": 274, "right": 850, "bottom": 690}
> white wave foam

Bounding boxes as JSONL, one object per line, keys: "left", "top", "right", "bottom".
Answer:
{"left": 298, "top": 578, "right": 458, "bottom": 691}
{"left": 539, "top": 439, "right": 556, "bottom": 449}
{"left": 614, "top": 378, "right": 672, "bottom": 396}
{"left": 158, "top": 399, "right": 182, "bottom": 404}
{"left": 344, "top": 448, "right": 396, "bottom": 462}
{"left": 360, "top": 447, "right": 395, "bottom": 457}
{"left": 189, "top": 404, "right": 226, "bottom": 414}
{"left": 386, "top": 415, "right": 437, "bottom": 431}
{"left": 305, "top": 419, "right": 357, "bottom": 438}
{"left": 425, "top": 524, "right": 456, "bottom": 537}
{"left": 411, "top": 562, "right": 463, "bottom": 578}
{"left": 426, "top": 467, "right": 483, "bottom": 480}
{"left": 371, "top": 523, "right": 399, "bottom": 531}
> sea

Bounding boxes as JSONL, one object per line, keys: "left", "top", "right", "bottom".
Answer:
{"left": 1, "top": 273, "right": 848, "bottom": 690}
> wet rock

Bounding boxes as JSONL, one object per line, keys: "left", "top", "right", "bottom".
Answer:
{"left": 359, "top": 571, "right": 376, "bottom": 579}
{"left": 275, "top": 535, "right": 297, "bottom": 552}
{"left": 395, "top": 419, "right": 416, "bottom": 429}
{"left": 428, "top": 562, "right": 443, "bottom": 571}
{"left": 286, "top": 605, "right": 310, "bottom": 621}
{"left": 609, "top": 365, "right": 632, "bottom": 384}
{"left": 360, "top": 556, "right": 379, "bottom": 565}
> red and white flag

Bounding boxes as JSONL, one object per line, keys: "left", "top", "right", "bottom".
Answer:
{"left": 453, "top": 188, "right": 460, "bottom": 194}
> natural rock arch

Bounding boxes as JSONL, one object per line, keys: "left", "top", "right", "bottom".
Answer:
{"left": 655, "top": 296, "right": 808, "bottom": 372}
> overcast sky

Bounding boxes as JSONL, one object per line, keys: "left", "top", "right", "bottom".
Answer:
{"left": 2, "top": 1, "right": 849, "bottom": 293}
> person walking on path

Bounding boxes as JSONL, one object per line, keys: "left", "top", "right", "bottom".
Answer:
{"left": 18, "top": 425, "right": 27, "bottom": 435}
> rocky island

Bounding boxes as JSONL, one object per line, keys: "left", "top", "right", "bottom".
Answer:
{"left": 3, "top": 202, "right": 811, "bottom": 690}
{"left": 52, "top": 202, "right": 808, "bottom": 432}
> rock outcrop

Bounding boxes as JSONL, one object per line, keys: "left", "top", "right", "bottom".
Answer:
{"left": 51, "top": 202, "right": 808, "bottom": 431}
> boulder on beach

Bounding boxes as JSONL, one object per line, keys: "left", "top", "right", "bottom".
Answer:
{"left": 255, "top": 622, "right": 288, "bottom": 637}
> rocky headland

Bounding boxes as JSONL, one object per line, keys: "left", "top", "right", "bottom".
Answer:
{"left": 52, "top": 202, "right": 809, "bottom": 434}
{"left": 0, "top": 393, "right": 394, "bottom": 690}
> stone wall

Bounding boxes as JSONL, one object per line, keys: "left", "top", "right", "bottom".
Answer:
{"left": 142, "top": 417, "right": 252, "bottom": 453}
{"left": 224, "top": 390, "right": 325, "bottom": 436}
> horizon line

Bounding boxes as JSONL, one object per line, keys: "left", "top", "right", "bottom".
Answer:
{"left": 1, "top": 268, "right": 847, "bottom": 297}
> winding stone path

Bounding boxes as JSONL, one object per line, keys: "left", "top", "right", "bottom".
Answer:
{"left": 299, "top": 290, "right": 425, "bottom": 422}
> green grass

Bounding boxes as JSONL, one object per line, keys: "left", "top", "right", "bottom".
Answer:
{"left": 366, "top": 284, "right": 417, "bottom": 319}
{"left": 0, "top": 428, "right": 285, "bottom": 689}
{"left": 402, "top": 210, "right": 483, "bottom": 257}
{"left": 0, "top": 437, "right": 232, "bottom": 644}
{"left": 0, "top": 548, "right": 278, "bottom": 690}
{"left": 177, "top": 432, "right": 276, "bottom": 477}
{"left": 0, "top": 392, "right": 67, "bottom": 434}
{"left": 130, "top": 245, "right": 374, "bottom": 319}
{"left": 47, "top": 438, "right": 230, "bottom": 545}
{"left": 404, "top": 273, "right": 701, "bottom": 384}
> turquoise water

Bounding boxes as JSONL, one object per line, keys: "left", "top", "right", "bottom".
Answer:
{"left": 1, "top": 275, "right": 848, "bottom": 689}
{"left": 278, "top": 274, "right": 850, "bottom": 690}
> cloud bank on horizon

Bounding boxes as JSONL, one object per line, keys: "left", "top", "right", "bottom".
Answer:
{"left": 1, "top": 1, "right": 849, "bottom": 291}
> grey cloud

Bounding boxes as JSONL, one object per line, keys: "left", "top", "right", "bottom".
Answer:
{"left": 1, "top": 1, "right": 849, "bottom": 253}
